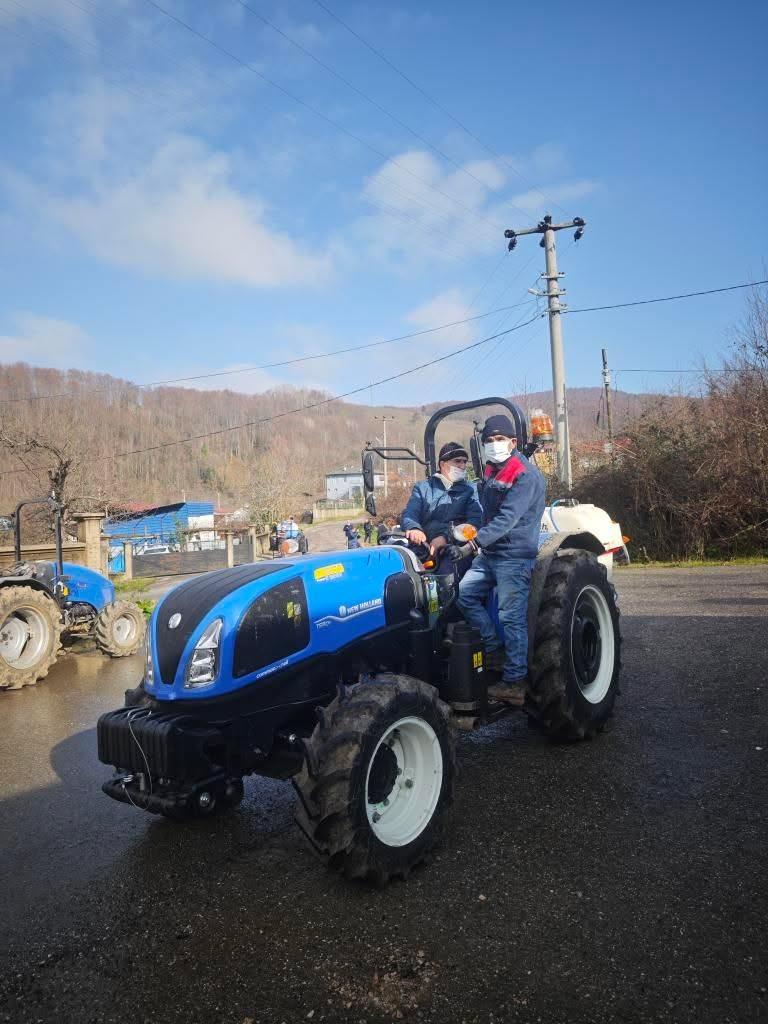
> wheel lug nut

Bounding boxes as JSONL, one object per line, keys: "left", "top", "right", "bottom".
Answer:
{"left": 382, "top": 798, "right": 389, "bottom": 806}
{"left": 404, "top": 779, "right": 414, "bottom": 789}
{"left": 372, "top": 811, "right": 381, "bottom": 823}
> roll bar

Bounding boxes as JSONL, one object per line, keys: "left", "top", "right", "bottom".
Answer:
{"left": 422, "top": 398, "right": 529, "bottom": 477}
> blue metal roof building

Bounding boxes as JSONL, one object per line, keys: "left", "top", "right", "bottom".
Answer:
{"left": 104, "top": 501, "right": 214, "bottom": 541}
{"left": 105, "top": 501, "right": 215, "bottom": 572}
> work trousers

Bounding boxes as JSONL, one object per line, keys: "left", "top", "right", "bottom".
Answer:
{"left": 458, "top": 554, "right": 536, "bottom": 682}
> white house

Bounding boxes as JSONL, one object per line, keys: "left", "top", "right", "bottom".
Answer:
{"left": 325, "top": 470, "right": 384, "bottom": 501}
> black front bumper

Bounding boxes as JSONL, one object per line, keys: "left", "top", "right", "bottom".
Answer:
{"left": 97, "top": 706, "right": 224, "bottom": 778}
{"left": 98, "top": 706, "right": 235, "bottom": 816}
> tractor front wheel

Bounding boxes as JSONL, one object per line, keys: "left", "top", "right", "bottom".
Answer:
{"left": 0, "top": 586, "right": 63, "bottom": 690}
{"left": 94, "top": 601, "right": 146, "bottom": 658}
{"left": 528, "top": 548, "right": 621, "bottom": 740}
{"left": 294, "top": 674, "right": 456, "bottom": 884}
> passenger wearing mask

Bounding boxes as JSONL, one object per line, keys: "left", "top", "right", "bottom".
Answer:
{"left": 401, "top": 442, "right": 483, "bottom": 568}
{"left": 453, "top": 415, "right": 546, "bottom": 706}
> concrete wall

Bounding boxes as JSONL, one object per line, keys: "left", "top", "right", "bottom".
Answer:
{"left": 0, "top": 542, "right": 88, "bottom": 572}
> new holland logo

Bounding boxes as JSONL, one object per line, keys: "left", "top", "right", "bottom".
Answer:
{"left": 168, "top": 612, "right": 182, "bottom": 629}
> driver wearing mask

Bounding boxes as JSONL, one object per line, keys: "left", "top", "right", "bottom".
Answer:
{"left": 401, "top": 442, "right": 483, "bottom": 566}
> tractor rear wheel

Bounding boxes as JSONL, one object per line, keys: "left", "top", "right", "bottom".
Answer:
{"left": 0, "top": 586, "right": 62, "bottom": 690}
{"left": 94, "top": 600, "right": 146, "bottom": 657}
{"left": 527, "top": 549, "right": 621, "bottom": 740}
{"left": 294, "top": 674, "right": 456, "bottom": 884}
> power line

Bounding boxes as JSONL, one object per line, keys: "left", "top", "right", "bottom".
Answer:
{"left": 565, "top": 279, "right": 768, "bottom": 314}
{"left": 235, "top": 0, "right": 531, "bottom": 218}
{"left": 0, "top": 312, "right": 544, "bottom": 477}
{"left": 0, "top": 300, "right": 536, "bottom": 406}
{"left": 310, "top": 0, "right": 569, "bottom": 216}
{"left": 140, "top": 0, "right": 505, "bottom": 237}
{"left": 3, "top": 275, "right": 760, "bottom": 407}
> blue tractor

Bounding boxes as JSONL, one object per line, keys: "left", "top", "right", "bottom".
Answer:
{"left": 97, "top": 399, "right": 621, "bottom": 884}
{"left": 0, "top": 498, "right": 146, "bottom": 690}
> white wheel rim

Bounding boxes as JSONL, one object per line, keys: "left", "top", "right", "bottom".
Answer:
{"left": 364, "top": 716, "right": 443, "bottom": 847}
{"left": 570, "top": 585, "right": 615, "bottom": 704}
{"left": 113, "top": 615, "right": 137, "bottom": 646}
{"left": 0, "top": 607, "right": 50, "bottom": 670}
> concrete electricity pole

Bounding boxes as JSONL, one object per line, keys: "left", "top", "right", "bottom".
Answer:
{"left": 504, "top": 214, "right": 586, "bottom": 491}
{"left": 374, "top": 415, "right": 395, "bottom": 498}
{"left": 601, "top": 347, "right": 615, "bottom": 455}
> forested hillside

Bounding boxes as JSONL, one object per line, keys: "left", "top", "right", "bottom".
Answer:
{"left": 0, "top": 361, "right": 657, "bottom": 515}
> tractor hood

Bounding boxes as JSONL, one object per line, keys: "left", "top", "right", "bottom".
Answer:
{"left": 144, "top": 548, "right": 422, "bottom": 701}
{"left": 151, "top": 562, "right": 287, "bottom": 690}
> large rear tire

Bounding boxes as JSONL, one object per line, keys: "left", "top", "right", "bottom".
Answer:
{"left": 528, "top": 549, "right": 621, "bottom": 740}
{"left": 94, "top": 600, "right": 146, "bottom": 657}
{"left": 0, "top": 586, "right": 62, "bottom": 690}
{"left": 294, "top": 674, "right": 456, "bottom": 884}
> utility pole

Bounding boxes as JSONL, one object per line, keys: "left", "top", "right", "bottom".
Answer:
{"left": 374, "top": 415, "right": 395, "bottom": 499}
{"left": 601, "top": 348, "right": 614, "bottom": 456}
{"left": 504, "top": 214, "right": 585, "bottom": 491}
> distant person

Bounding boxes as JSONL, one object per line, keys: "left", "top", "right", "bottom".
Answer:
{"left": 363, "top": 520, "right": 373, "bottom": 543}
{"left": 278, "top": 515, "right": 299, "bottom": 540}
{"left": 347, "top": 526, "right": 361, "bottom": 549}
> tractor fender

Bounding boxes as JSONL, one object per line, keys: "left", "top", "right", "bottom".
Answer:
{"left": 527, "top": 531, "right": 605, "bottom": 644}
{"left": 0, "top": 575, "right": 55, "bottom": 598}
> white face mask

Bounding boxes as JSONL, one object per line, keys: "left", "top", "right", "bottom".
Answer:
{"left": 484, "top": 440, "right": 511, "bottom": 464}
{"left": 446, "top": 465, "right": 466, "bottom": 483}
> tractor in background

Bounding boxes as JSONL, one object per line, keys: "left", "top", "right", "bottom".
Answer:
{"left": 0, "top": 498, "right": 146, "bottom": 690}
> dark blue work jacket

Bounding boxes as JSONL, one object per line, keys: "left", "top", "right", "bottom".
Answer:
{"left": 476, "top": 451, "right": 546, "bottom": 558}
{"left": 401, "top": 476, "right": 483, "bottom": 543}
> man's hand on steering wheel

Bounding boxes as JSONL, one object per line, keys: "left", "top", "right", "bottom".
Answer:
{"left": 406, "top": 528, "right": 427, "bottom": 545}
{"left": 429, "top": 535, "right": 447, "bottom": 556}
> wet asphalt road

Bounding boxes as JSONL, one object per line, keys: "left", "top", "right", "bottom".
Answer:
{"left": 1, "top": 565, "right": 767, "bottom": 1024}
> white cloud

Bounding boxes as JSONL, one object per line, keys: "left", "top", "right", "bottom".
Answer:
{"left": 504, "top": 179, "right": 599, "bottom": 217}
{"left": 350, "top": 147, "right": 598, "bottom": 272}
{"left": 0, "top": 313, "right": 90, "bottom": 368}
{"left": 42, "top": 137, "right": 331, "bottom": 288}
{"left": 405, "top": 288, "right": 475, "bottom": 347}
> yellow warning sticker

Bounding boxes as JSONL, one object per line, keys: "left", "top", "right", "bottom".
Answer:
{"left": 313, "top": 563, "right": 345, "bottom": 582}
{"left": 286, "top": 602, "right": 294, "bottom": 618}
{"left": 473, "top": 651, "right": 483, "bottom": 669}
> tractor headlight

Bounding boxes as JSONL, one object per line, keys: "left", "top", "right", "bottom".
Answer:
{"left": 185, "top": 618, "right": 223, "bottom": 688}
{"left": 144, "top": 629, "right": 154, "bottom": 686}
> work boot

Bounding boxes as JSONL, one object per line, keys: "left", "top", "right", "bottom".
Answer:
{"left": 487, "top": 678, "right": 528, "bottom": 706}
{"left": 483, "top": 648, "right": 505, "bottom": 674}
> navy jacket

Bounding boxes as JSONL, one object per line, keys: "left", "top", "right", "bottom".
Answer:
{"left": 401, "top": 476, "right": 483, "bottom": 543}
{"left": 476, "top": 451, "right": 546, "bottom": 558}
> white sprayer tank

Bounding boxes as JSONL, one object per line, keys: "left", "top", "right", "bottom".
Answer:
{"left": 540, "top": 503, "right": 627, "bottom": 579}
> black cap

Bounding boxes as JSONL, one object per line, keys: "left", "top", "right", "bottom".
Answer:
{"left": 481, "top": 414, "right": 516, "bottom": 442}
{"left": 438, "top": 441, "right": 468, "bottom": 462}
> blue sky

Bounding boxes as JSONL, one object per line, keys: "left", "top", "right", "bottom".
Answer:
{"left": 1, "top": 0, "right": 766, "bottom": 407}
